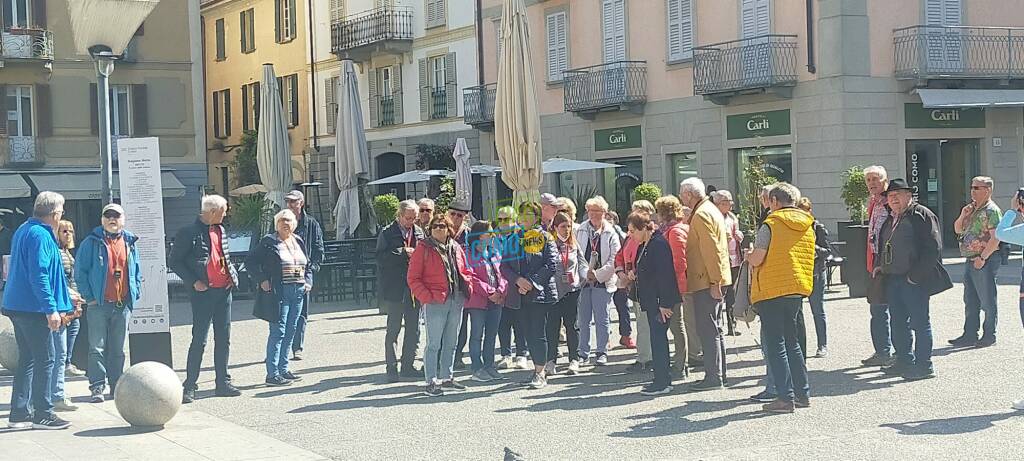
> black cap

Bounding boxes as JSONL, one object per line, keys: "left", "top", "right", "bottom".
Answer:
{"left": 882, "top": 178, "right": 912, "bottom": 196}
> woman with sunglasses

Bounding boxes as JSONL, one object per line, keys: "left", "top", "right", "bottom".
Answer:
{"left": 51, "top": 220, "right": 84, "bottom": 412}
{"left": 464, "top": 221, "right": 507, "bottom": 382}
{"left": 408, "top": 213, "right": 475, "bottom": 396}
{"left": 494, "top": 206, "right": 531, "bottom": 370}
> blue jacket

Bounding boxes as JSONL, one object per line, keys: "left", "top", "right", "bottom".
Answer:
{"left": 500, "top": 226, "right": 559, "bottom": 306}
{"left": 633, "top": 231, "right": 682, "bottom": 312}
{"left": 996, "top": 210, "right": 1024, "bottom": 246}
{"left": 74, "top": 227, "right": 142, "bottom": 309}
{"left": 1, "top": 218, "right": 72, "bottom": 315}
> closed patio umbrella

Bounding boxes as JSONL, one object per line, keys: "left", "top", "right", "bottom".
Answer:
{"left": 450, "top": 138, "right": 473, "bottom": 212}
{"left": 256, "top": 63, "right": 293, "bottom": 209}
{"left": 494, "top": 0, "right": 542, "bottom": 205}
{"left": 333, "top": 59, "right": 371, "bottom": 238}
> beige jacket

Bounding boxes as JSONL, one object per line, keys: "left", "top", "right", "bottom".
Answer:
{"left": 685, "top": 198, "right": 732, "bottom": 292}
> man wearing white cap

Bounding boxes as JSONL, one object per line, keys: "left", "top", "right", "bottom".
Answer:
{"left": 540, "top": 193, "right": 559, "bottom": 231}
{"left": 284, "top": 190, "right": 324, "bottom": 360}
{"left": 73, "top": 203, "right": 142, "bottom": 403}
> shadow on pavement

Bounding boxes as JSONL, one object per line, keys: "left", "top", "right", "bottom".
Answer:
{"left": 880, "top": 411, "right": 1021, "bottom": 435}
{"left": 609, "top": 399, "right": 771, "bottom": 438}
{"left": 74, "top": 426, "right": 163, "bottom": 437}
{"left": 806, "top": 366, "right": 901, "bottom": 397}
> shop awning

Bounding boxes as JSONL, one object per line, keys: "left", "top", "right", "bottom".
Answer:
{"left": 0, "top": 174, "right": 32, "bottom": 199}
{"left": 915, "top": 88, "right": 1024, "bottom": 108}
{"left": 27, "top": 171, "right": 187, "bottom": 200}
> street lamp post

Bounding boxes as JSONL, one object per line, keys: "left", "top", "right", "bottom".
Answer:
{"left": 92, "top": 46, "right": 118, "bottom": 204}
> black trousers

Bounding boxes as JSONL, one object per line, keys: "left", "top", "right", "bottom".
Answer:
{"left": 385, "top": 306, "right": 420, "bottom": 371}
{"left": 454, "top": 309, "right": 470, "bottom": 362}
{"left": 184, "top": 288, "right": 233, "bottom": 389}
{"left": 523, "top": 300, "right": 551, "bottom": 365}
{"left": 547, "top": 291, "right": 580, "bottom": 362}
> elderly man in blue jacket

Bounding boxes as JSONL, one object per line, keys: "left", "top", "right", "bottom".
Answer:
{"left": 2, "top": 192, "right": 78, "bottom": 430}
{"left": 74, "top": 203, "right": 142, "bottom": 403}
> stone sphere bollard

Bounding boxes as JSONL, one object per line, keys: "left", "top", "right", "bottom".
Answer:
{"left": 114, "top": 361, "right": 183, "bottom": 427}
{"left": 0, "top": 329, "right": 18, "bottom": 372}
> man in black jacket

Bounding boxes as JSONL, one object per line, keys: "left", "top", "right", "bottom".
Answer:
{"left": 376, "top": 199, "right": 424, "bottom": 382}
{"left": 284, "top": 190, "right": 324, "bottom": 360}
{"left": 169, "top": 195, "right": 241, "bottom": 403}
{"left": 874, "top": 179, "right": 952, "bottom": 382}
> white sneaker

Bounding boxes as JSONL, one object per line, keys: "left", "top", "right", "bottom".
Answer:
{"left": 544, "top": 360, "right": 556, "bottom": 376}
{"left": 497, "top": 356, "right": 513, "bottom": 370}
{"left": 54, "top": 398, "right": 79, "bottom": 412}
{"left": 1013, "top": 399, "right": 1024, "bottom": 411}
{"left": 567, "top": 360, "right": 580, "bottom": 375}
{"left": 65, "top": 364, "right": 86, "bottom": 376}
{"left": 513, "top": 356, "right": 530, "bottom": 370}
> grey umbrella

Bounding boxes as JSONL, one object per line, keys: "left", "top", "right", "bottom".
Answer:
{"left": 450, "top": 138, "right": 473, "bottom": 212}
{"left": 333, "top": 59, "right": 371, "bottom": 237}
{"left": 256, "top": 63, "right": 293, "bottom": 209}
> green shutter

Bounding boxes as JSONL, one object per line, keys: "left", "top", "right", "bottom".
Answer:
{"left": 368, "top": 69, "right": 379, "bottom": 128}
{"left": 444, "top": 52, "right": 457, "bottom": 118}
{"left": 132, "top": 84, "right": 148, "bottom": 136}
{"left": 392, "top": 64, "right": 403, "bottom": 125}
{"left": 418, "top": 59, "right": 429, "bottom": 121}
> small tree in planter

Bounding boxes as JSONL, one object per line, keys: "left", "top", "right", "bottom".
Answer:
{"left": 435, "top": 177, "right": 456, "bottom": 214}
{"left": 840, "top": 166, "right": 869, "bottom": 223}
{"left": 372, "top": 194, "right": 400, "bottom": 230}
{"left": 738, "top": 156, "right": 777, "bottom": 236}
{"left": 632, "top": 183, "right": 662, "bottom": 205}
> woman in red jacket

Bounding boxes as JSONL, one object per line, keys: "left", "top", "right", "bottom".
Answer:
{"left": 408, "top": 213, "right": 474, "bottom": 396}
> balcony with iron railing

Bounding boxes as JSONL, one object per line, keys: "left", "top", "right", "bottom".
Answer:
{"left": 463, "top": 83, "right": 496, "bottom": 129}
{"left": 331, "top": 6, "right": 413, "bottom": 62}
{"left": 693, "top": 34, "right": 797, "bottom": 103}
{"left": 1, "top": 136, "right": 43, "bottom": 166}
{"left": 0, "top": 29, "right": 54, "bottom": 61}
{"left": 429, "top": 87, "right": 448, "bottom": 120}
{"left": 563, "top": 61, "right": 647, "bottom": 118}
{"left": 894, "top": 25, "right": 1024, "bottom": 81}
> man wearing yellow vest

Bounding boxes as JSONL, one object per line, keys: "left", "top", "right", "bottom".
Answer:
{"left": 747, "top": 183, "right": 814, "bottom": 414}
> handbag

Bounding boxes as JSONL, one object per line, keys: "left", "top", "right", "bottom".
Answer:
{"left": 252, "top": 288, "right": 280, "bottom": 322}
{"left": 867, "top": 273, "right": 887, "bottom": 305}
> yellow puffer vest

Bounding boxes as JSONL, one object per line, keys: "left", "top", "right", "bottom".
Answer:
{"left": 750, "top": 208, "right": 816, "bottom": 304}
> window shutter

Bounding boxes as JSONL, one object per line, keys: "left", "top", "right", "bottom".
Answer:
{"left": 242, "top": 85, "right": 250, "bottom": 131}
{"left": 546, "top": 12, "right": 567, "bottom": 82}
{"left": 239, "top": 11, "right": 245, "bottom": 52}
{"left": 90, "top": 83, "right": 99, "bottom": 135}
{"left": 275, "top": 0, "right": 282, "bottom": 42}
{"left": 253, "top": 82, "right": 261, "bottom": 128}
{"left": 325, "top": 78, "right": 336, "bottom": 134}
{"left": 224, "top": 89, "right": 232, "bottom": 137}
{"left": 132, "top": 84, "right": 148, "bottom": 136}
{"left": 667, "top": 0, "right": 693, "bottom": 61}
{"left": 35, "top": 84, "right": 51, "bottom": 137}
{"left": 212, "top": 91, "right": 221, "bottom": 138}
{"left": 392, "top": 64, "right": 403, "bottom": 124}
{"left": 418, "top": 59, "right": 429, "bottom": 121}
{"left": 436, "top": 0, "right": 447, "bottom": 28}
{"left": 445, "top": 52, "right": 457, "bottom": 118}
{"left": 32, "top": 0, "right": 46, "bottom": 29}
{"left": 290, "top": 75, "right": 299, "bottom": 127}
{"left": 0, "top": 85, "right": 6, "bottom": 136}
{"left": 741, "top": 0, "right": 770, "bottom": 38}
{"left": 602, "top": 0, "right": 626, "bottom": 62}
{"left": 368, "top": 68, "right": 379, "bottom": 128}
{"left": 216, "top": 18, "right": 225, "bottom": 59}
{"left": 288, "top": 0, "right": 297, "bottom": 40}
{"left": 495, "top": 20, "right": 503, "bottom": 63}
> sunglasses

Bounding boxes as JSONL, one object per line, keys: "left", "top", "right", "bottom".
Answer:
{"left": 431, "top": 224, "right": 448, "bottom": 230}
{"left": 61, "top": 230, "right": 73, "bottom": 234}
{"left": 103, "top": 212, "right": 122, "bottom": 219}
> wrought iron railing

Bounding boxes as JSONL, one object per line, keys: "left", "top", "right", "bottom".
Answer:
{"left": 693, "top": 35, "right": 797, "bottom": 95}
{"left": 0, "top": 29, "right": 54, "bottom": 60}
{"left": 463, "top": 83, "right": 496, "bottom": 126}
{"left": 563, "top": 61, "right": 647, "bottom": 112}
{"left": 331, "top": 6, "right": 413, "bottom": 53}
{"left": 5, "top": 136, "right": 39, "bottom": 164}
{"left": 430, "top": 87, "right": 448, "bottom": 119}
{"left": 894, "top": 25, "right": 1024, "bottom": 80}
{"left": 379, "top": 95, "right": 396, "bottom": 126}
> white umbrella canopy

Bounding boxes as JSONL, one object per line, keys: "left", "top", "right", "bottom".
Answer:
{"left": 229, "top": 184, "right": 268, "bottom": 197}
{"left": 541, "top": 158, "right": 623, "bottom": 174}
{"left": 256, "top": 64, "right": 294, "bottom": 209}
{"left": 333, "top": 59, "right": 371, "bottom": 238}
{"left": 494, "top": 0, "right": 542, "bottom": 205}
{"left": 450, "top": 138, "right": 472, "bottom": 212}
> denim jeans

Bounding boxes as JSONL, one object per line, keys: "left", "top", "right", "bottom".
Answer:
{"left": 184, "top": 288, "right": 233, "bottom": 390}
{"left": 808, "top": 271, "right": 827, "bottom": 348}
{"left": 50, "top": 327, "right": 67, "bottom": 402}
{"left": 65, "top": 317, "right": 80, "bottom": 367}
{"left": 468, "top": 303, "right": 502, "bottom": 372}
{"left": 266, "top": 284, "right": 304, "bottom": 379}
{"left": 87, "top": 302, "right": 130, "bottom": 392}
{"left": 292, "top": 290, "right": 312, "bottom": 353}
{"left": 758, "top": 297, "right": 810, "bottom": 402}
{"left": 645, "top": 305, "right": 672, "bottom": 389}
{"left": 423, "top": 293, "right": 465, "bottom": 384}
{"left": 1019, "top": 265, "right": 1024, "bottom": 330}
{"left": 962, "top": 256, "right": 999, "bottom": 340}
{"left": 385, "top": 306, "right": 420, "bottom": 371}
{"left": 454, "top": 309, "right": 470, "bottom": 363}
{"left": 760, "top": 325, "right": 776, "bottom": 395}
{"left": 498, "top": 306, "right": 528, "bottom": 357}
{"left": 613, "top": 289, "right": 632, "bottom": 337}
{"left": 546, "top": 291, "right": 580, "bottom": 362}
{"left": 7, "top": 312, "right": 56, "bottom": 422}
{"left": 870, "top": 303, "right": 892, "bottom": 357}
{"left": 887, "top": 276, "right": 933, "bottom": 371}
{"left": 693, "top": 289, "right": 725, "bottom": 383}
{"left": 577, "top": 287, "right": 613, "bottom": 360}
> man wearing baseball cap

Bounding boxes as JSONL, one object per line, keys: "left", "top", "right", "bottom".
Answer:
{"left": 284, "top": 190, "right": 324, "bottom": 360}
{"left": 73, "top": 203, "right": 142, "bottom": 403}
{"left": 540, "top": 193, "right": 560, "bottom": 231}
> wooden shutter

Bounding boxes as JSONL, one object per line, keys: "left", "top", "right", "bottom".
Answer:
{"left": 325, "top": 78, "right": 336, "bottom": 134}
{"left": 242, "top": 85, "right": 250, "bottom": 131}
{"left": 288, "top": 0, "right": 297, "bottom": 40}
{"left": 224, "top": 89, "right": 232, "bottom": 137}
{"left": 602, "top": 0, "right": 626, "bottom": 62}
{"left": 32, "top": 0, "right": 46, "bottom": 29}
{"left": 289, "top": 75, "right": 299, "bottom": 127}
{"left": 418, "top": 59, "right": 429, "bottom": 121}
{"left": 239, "top": 11, "right": 246, "bottom": 52}
{"left": 275, "top": 0, "right": 282, "bottom": 42}
{"left": 0, "top": 85, "right": 6, "bottom": 136}
{"left": 445, "top": 52, "right": 457, "bottom": 118}
{"left": 215, "top": 18, "right": 225, "bottom": 59}
{"left": 546, "top": 12, "right": 567, "bottom": 81}
{"left": 253, "top": 82, "right": 261, "bottom": 128}
{"left": 392, "top": 64, "right": 403, "bottom": 124}
{"left": 35, "top": 84, "right": 51, "bottom": 137}
{"left": 132, "top": 84, "right": 148, "bottom": 136}
{"left": 90, "top": 83, "right": 99, "bottom": 135}
{"left": 495, "top": 20, "right": 502, "bottom": 63}
{"left": 741, "top": 0, "right": 770, "bottom": 39}
{"left": 368, "top": 68, "right": 379, "bottom": 127}
{"left": 212, "top": 91, "right": 221, "bottom": 138}
{"left": 667, "top": 0, "right": 693, "bottom": 61}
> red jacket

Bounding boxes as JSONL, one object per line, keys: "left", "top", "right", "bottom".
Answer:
{"left": 663, "top": 220, "right": 689, "bottom": 296}
{"left": 407, "top": 239, "right": 474, "bottom": 305}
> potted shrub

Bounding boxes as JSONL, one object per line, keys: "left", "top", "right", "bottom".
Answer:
{"left": 372, "top": 193, "right": 400, "bottom": 230}
{"left": 838, "top": 166, "right": 870, "bottom": 297}
{"left": 632, "top": 182, "right": 662, "bottom": 205}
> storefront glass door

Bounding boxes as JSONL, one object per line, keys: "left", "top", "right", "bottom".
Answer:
{"left": 602, "top": 158, "right": 642, "bottom": 220}
{"left": 905, "top": 139, "right": 980, "bottom": 247}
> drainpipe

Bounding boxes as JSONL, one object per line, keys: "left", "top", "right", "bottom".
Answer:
{"left": 476, "top": 0, "right": 484, "bottom": 85}
{"left": 308, "top": 0, "right": 320, "bottom": 151}
{"left": 806, "top": 0, "right": 816, "bottom": 73}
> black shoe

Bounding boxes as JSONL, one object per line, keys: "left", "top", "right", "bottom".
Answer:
{"left": 975, "top": 337, "right": 996, "bottom": 348}
{"left": 882, "top": 361, "right": 913, "bottom": 376}
{"left": 265, "top": 376, "right": 292, "bottom": 387}
{"left": 640, "top": 385, "right": 673, "bottom": 396}
{"left": 749, "top": 390, "right": 778, "bottom": 403}
{"left": 386, "top": 370, "right": 400, "bottom": 383}
{"left": 89, "top": 386, "right": 105, "bottom": 403}
{"left": 441, "top": 379, "right": 467, "bottom": 391}
{"left": 689, "top": 379, "right": 724, "bottom": 391}
{"left": 281, "top": 371, "right": 303, "bottom": 382}
{"left": 182, "top": 387, "right": 196, "bottom": 404}
{"left": 424, "top": 383, "right": 444, "bottom": 397}
{"left": 215, "top": 383, "right": 241, "bottom": 397}
{"left": 399, "top": 366, "right": 422, "bottom": 378}
{"left": 32, "top": 415, "right": 71, "bottom": 430}
{"left": 454, "top": 358, "right": 467, "bottom": 370}
{"left": 291, "top": 349, "right": 304, "bottom": 361}
{"left": 948, "top": 335, "right": 978, "bottom": 347}
{"left": 902, "top": 367, "right": 936, "bottom": 381}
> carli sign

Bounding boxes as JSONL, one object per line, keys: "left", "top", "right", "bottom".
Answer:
{"left": 904, "top": 103, "right": 985, "bottom": 129}
{"left": 726, "top": 110, "right": 791, "bottom": 140}
{"left": 595, "top": 125, "right": 642, "bottom": 151}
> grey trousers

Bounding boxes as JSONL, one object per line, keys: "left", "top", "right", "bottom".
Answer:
{"left": 634, "top": 302, "right": 651, "bottom": 363}
{"left": 682, "top": 293, "right": 702, "bottom": 361}
{"left": 693, "top": 288, "right": 725, "bottom": 383}
{"left": 669, "top": 301, "right": 687, "bottom": 373}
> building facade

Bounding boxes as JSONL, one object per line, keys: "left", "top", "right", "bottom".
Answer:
{"left": 1, "top": 0, "right": 206, "bottom": 236}
{"left": 201, "top": 0, "right": 312, "bottom": 197}
{"left": 469, "top": 0, "right": 1024, "bottom": 241}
